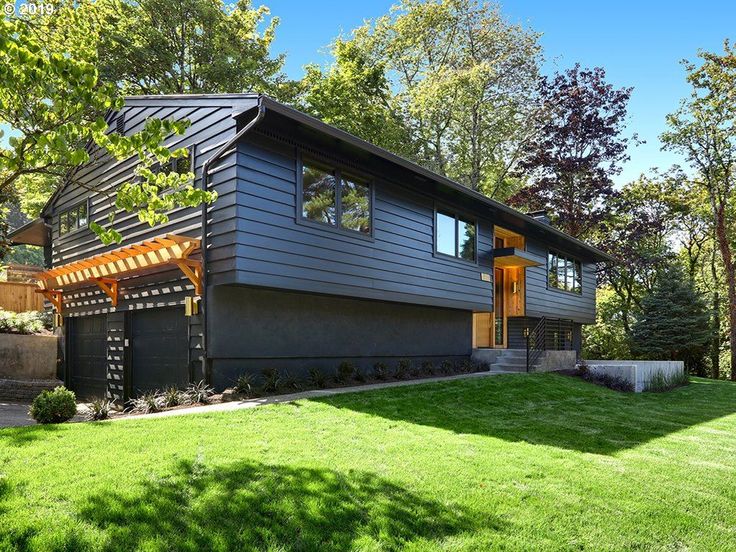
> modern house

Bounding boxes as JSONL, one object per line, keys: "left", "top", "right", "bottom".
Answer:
{"left": 9, "top": 94, "right": 613, "bottom": 400}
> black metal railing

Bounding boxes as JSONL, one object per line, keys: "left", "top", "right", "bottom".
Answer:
{"left": 525, "top": 318, "right": 574, "bottom": 371}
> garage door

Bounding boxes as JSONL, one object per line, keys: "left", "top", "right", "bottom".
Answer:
{"left": 131, "top": 308, "right": 189, "bottom": 396}
{"left": 68, "top": 315, "right": 108, "bottom": 399}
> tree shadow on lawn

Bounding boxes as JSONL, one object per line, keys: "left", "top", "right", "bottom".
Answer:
{"left": 313, "top": 374, "right": 736, "bottom": 455}
{"left": 68, "top": 458, "right": 498, "bottom": 552}
{"left": 0, "top": 423, "right": 61, "bottom": 448}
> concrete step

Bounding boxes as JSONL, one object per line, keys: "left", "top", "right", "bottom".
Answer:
{"left": 490, "top": 362, "right": 529, "bottom": 373}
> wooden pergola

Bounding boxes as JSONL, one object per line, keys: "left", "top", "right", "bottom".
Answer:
{"left": 36, "top": 234, "right": 202, "bottom": 314}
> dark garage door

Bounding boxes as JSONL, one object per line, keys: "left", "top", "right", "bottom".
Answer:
{"left": 131, "top": 308, "right": 189, "bottom": 396}
{"left": 68, "top": 315, "right": 108, "bottom": 399}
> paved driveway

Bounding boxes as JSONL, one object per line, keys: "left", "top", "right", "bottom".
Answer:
{"left": 0, "top": 401, "right": 34, "bottom": 428}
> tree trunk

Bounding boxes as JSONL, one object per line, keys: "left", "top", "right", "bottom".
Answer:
{"left": 713, "top": 203, "right": 736, "bottom": 380}
{"left": 710, "top": 244, "right": 721, "bottom": 379}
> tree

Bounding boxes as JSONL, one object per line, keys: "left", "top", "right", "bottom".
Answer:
{"left": 301, "top": 0, "right": 541, "bottom": 199}
{"left": 0, "top": 12, "right": 216, "bottom": 246}
{"left": 661, "top": 40, "right": 736, "bottom": 380}
{"left": 299, "top": 37, "right": 412, "bottom": 158}
{"left": 631, "top": 264, "right": 711, "bottom": 371}
{"left": 508, "top": 65, "right": 633, "bottom": 240}
{"left": 93, "top": 0, "right": 291, "bottom": 98}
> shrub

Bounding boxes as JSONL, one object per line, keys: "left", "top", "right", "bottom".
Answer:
{"left": 129, "top": 392, "right": 163, "bottom": 414}
{"left": 373, "top": 362, "right": 389, "bottom": 380}
{"left": 336, "top": 361, "right": 355, "bottom": 383}
{"left": 86, "top": 397, "right": 114, "bottom": 421}
{"left": 421, "top": 361, "right": 435, "bottom": 376}
{"left": 29, "top": 386, "right": 77, "bottom": 424}
{"left": 409, "top": 363, "right": 422, "bottom": 378}
{"left": 440, "top": 360, "right": 454, "bottom": 375}
{"left": 260, "top": 368, "right": 281, "bottom": 393}
{"left": 186, "top": 380, "right": 215, "bottom": 404}
{"left": 581, "top": 371, "right": 634, "bottom": 393}
{"left": 354, "top": 369, "right": 366, "bottom": 383}
{"left": 308, "top": 367, "right": 326, "bottom": 389}
{"left": 576, "top": 359, "right": 589, "bottom": 376}
{"left": 646, "top": 370, "right": 689, "bottom": 392}
{"left": 234, "top": 373, "right": 256, "bottom": 396}
{"left": 0, "top": 310, "right": 52, "bottom": 335}
{"left": 458, "top": 359, "right": 474, "bottom": 373}
{"left": 281, "top": 370, "right": 301, "bottom": 392}
{"left": 162, "top": 387, "right": 187, "bottom": 408}
{"left": 395, "top": 359, "right": 410, "bottom": 380}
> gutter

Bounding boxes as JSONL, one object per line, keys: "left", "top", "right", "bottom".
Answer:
{"left": 199, "top": 98, "right": 266, "bottom": 383}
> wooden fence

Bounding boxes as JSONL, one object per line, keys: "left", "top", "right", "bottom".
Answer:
{"left": 0, "top": 281, "right": 44, "bottom": 312}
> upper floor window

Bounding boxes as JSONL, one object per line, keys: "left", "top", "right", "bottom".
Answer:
{"left": 548, "top": 251, "right": 582, "bottom": 294}
{"left": 300, "top": 158, "right": 372, "bottom": 235}
{"left": 436, "top": 210, "right": 476, "bottom": 262}
{"left": 59, "top": 202, "right": 88, "bottom": 236}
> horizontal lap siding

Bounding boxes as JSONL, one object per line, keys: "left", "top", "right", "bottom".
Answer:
{"left": 234, "top": 133, "right": 494, "bottom": 311}
{"left": 524, "top": 239, "right": 596, "bottom": 324}
{"left": 48, "top": 99, "right": 251, "bottom": 381}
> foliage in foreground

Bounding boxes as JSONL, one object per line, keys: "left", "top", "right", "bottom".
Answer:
{"left": 29, "top": 386, "right": 77, "bottom": 424}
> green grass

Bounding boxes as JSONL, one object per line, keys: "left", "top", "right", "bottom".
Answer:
{"left": 1, "top": 374, "right": 736, "bottom": 551}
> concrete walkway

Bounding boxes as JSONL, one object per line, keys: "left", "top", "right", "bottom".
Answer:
{"left": 0, "top": 401, "right": 35, "bottom": 428}
{"left": 114, "top": 369, "right": 517, "bottom": 423}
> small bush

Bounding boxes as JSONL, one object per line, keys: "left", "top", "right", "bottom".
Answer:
{"left": 308, "top": 367, "right": 327, "bottom": 389}
{"left": 234, "top": 374, "right": 256, "bottom": 396}
{"left": 409, "top": 363, "right": 422, "bottom": 378}
{"left": 458, "top": 359, "right": 474, "bottom": 373}
{"left": 581, "top": 371, "right": 634, "bottom": 393}
{"left": 373, "top": 362, "right": 389, "bottom": 380}
{"left": 646, "top": 370, "right": 689, "bottom": 392}
{"left": 421, "top": 361, "right": 435, "bottom": 376}
{"left": 576, "top": 359, "right": 589, "bottom": 375}
{"left": 336, "top": 361, "right": 355, "bottom": 383}
{"left": 281, "top": 370, "right": 301, "bottom": 392}
{"left": 29, "top": 386, "right": 77, "bottom": 424}
{"left": 186, "top": 380, "right": 215, "bottom": 404}
{"left": 162, "top": 387, "right": 187, "bottom": 408}
{"left": 260, "top": 368, "right": 281, "bottom": 393}
{"left": 395, "top": 359, "right": 410, "bottom": 380}
{"left": 86, "top": 397, "right": 114, "bottom": 421}
{"left": 354, "top": 369, "right": 366, "bottom": 383}
{"left": 440, "top": 360, "right": 454, "bottom": 375}
{"left": 0, "top": 310, "right": 52, "bottom": 335}
{"left": 129, "top": 392, "right": 162, "bottom": 414}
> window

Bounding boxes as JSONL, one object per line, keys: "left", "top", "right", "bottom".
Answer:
{"left": 548, "top": 251, "right": 582, "bottom": 294}
{"left": 300, "top": 158, "right": 372, "bottom": 235}
{"left": 435, "top": 209, "right": 477, "bottom": 262}
{"left": 59, "top": 202, "right": 88, "bottom": 236}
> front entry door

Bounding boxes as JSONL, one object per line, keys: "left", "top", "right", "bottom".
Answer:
{"left": 494, "top": 268, "right": 505, "bottom": 346}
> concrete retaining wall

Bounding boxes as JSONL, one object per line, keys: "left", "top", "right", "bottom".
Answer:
{"left": 585, "top": 360, "right": 685, "bottom": 392}
{"left": 0, "top": 333, "right": 59, "bottom": 380}
{"left": 535, "top": 351, "right": 577, "bottom": 372}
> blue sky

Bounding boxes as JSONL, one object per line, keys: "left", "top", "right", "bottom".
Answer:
{"left": 267, "top": 0, "right": 736, "bottom": 186}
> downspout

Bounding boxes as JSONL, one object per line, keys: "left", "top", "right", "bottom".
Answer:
{"left": 199, "top": 98, "right": 266, "bottom": 383}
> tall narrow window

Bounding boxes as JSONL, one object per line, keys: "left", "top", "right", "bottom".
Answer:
{"left": 435, "top": 209, "right": 477, "bottom": 262}
{"left": 302, "top": 162, "right": 337, "bottom": 226}
{"left": 547, "top": 250, "right": 582, "bottom": 294}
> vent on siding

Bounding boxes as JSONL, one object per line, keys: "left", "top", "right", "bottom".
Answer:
{"left": 116, "top": 113, "right": 126, "bottom": 134}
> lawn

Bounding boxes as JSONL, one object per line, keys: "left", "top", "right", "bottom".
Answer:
{"left": 1, "top": 374, "right": 736, "bottom": 551}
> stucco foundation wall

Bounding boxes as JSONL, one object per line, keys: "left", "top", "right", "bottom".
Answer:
{"left": 0, "top": 334, "right": 59, "bottom": 380}
{"left": 586, "top": 360, "right": 685, "bottom": 392}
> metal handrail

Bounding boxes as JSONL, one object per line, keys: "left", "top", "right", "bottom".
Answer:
{"left": 526, "top": 316, "right": 547, "bottom": 372}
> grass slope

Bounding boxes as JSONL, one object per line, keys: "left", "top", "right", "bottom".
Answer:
{"left": 1, "top": 374, "right": 736, "bottom": 551}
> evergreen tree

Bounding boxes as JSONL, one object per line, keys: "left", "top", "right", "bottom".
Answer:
{"left": 631, "top": 264, "right": 710, "bottom": 370}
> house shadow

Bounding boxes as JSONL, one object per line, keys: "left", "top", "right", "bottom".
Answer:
{"left": 62, "top": 458, "right": 499, "bottom": 551}
{"left": 0, "top": 423, "right": 61, "bottom": 448}
{"left": 311, "top": 374, "right": 736, "bottom": 455}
